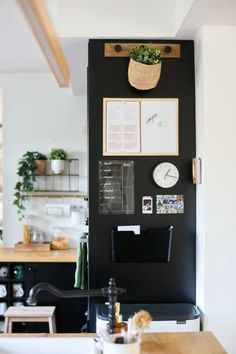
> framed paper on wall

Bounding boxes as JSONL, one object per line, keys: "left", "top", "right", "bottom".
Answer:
{"left": 103, "top": 98, "right": 179, "bottom": 156}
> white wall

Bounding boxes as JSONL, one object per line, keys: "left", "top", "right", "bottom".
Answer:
{"left": 56, "top": 0, "right": 175, "bottom": 38}
{"left": 176, "top": 0, "right": 236, "bottom": 39}
{"left": 195, "top": 26, "right": 236, "bottom": 354}
{"left": 0, "top": 88, "right": 2, "bottom": 235}
{"left": 173, "top": 0, "right": 194, "bottom": 35}
{"left": 0, "top": 73, "right": 87, "bottom": 248}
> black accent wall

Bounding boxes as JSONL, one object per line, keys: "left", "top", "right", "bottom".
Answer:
{"left": 88, "top": 39, "right": 196, "bottom": 328}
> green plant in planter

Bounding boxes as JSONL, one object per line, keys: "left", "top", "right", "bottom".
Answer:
{"left": 48, "top": 148, "right": 68, "bottom": 174}
{"left": 48, "top": 148, "right": 67, "bottom": 160}
{"left": 128, "top": 44, "right": 163, "bottom": 90}
{"left": 130, "top": 44, "right": 162, "bottom": 65}
{"left": 13, "top": 151, "right": 47, "bottom": 220}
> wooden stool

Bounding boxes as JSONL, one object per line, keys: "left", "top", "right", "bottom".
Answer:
{"left": 4, "top": 306, "right": 56, "bottom": 333}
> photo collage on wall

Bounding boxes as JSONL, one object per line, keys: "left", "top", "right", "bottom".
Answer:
{"left": 156, "top": 195, "right": 184, "bottom": 214}
{"left": 142, "top": 195, "right": 184, "bottom": 214}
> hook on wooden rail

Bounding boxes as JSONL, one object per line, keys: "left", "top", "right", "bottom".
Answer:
{"left": 114, "top": 44, "right": 122, "bottom": 53}
{"left": 164, "top": 45, "right": 172, "bottom": 54}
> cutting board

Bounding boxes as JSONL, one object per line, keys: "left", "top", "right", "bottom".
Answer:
{"left": 14, "top": 242, "right": 51, "bottom": 252}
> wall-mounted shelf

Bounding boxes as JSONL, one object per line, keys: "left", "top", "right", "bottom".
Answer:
{"left": 36, "top": 159, "right": 80, "bottom": 193}
{"left": 31, "top": 192, "right": 87, "bottom": 199}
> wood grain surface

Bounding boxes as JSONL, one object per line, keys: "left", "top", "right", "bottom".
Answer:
{"left": 104, "top": 43, "right": 181, "bottom": 58}
{"left": 141, "top": 332, "right": 227, "bottom": 354}
{"left": 0, "top": 248, "right": 77, "bottom": 262}
{"left": 0, "top": 331, "right": 227, "bottom": 353}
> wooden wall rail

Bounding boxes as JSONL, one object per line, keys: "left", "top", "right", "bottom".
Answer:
{"left": 104, "top": 43, "right": 181, "bottom": 58}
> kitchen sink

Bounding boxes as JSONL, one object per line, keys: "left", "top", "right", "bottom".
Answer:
{"left": 0, "top": 335, "right": 95, "bottom": 354}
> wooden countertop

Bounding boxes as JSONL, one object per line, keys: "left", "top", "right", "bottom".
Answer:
{"left": 0, "top": 248, "right": 77, "bottom": 263}
{"left": 141, "top": 332, "right": 227, "bottom": 354}
{"left": 0, "top": 332, "right": 227, "bottom": 353}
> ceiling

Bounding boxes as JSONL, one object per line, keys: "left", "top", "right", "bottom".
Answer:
{"left": 56, "top": 0, "right": 176, "bottom": 38}
{"left": 0, "top": 0, "right": 50, "bottom": 73}
{"left": 0, "top": 0, "right": 235, "bottom": 94}
{"left": 176, "top": 0, "right": 236, "bottom": 38}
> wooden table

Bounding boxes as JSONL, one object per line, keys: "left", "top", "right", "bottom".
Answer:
{"left": 141, "top": 332, "right": 227, "bottom": 354}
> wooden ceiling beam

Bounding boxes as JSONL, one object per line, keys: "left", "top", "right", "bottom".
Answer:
{"left": 17, "top": 0, "right": 70, "bottom": 87}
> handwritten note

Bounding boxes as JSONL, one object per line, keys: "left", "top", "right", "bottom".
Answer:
{"left": 141, "top": 100, "right": 178, "bottom": 154}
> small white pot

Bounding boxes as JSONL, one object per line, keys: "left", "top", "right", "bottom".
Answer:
{"left": 51, "top": 160, "right": 65, "bottom": 174}
{"left": 103, "top": 339, "right": 140, "bottom": 354}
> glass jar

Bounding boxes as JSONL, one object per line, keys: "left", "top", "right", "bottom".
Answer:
{"left": 30, "top": 230, "right": 45, "bottom": 243}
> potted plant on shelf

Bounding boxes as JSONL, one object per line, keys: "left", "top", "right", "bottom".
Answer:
{"left": 35, "top": 152, "right": 47, "bottom": 175}
{"left": 48, "top": 148, "right": 68, "bottom": 174}
{"left": 128, "top": 44, "right": 163, "bottom": 90}
{"left": 13, "top": 151, "right": 47, "bottom": 220}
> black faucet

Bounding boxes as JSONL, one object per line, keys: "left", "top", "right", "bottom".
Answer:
{"left": 27, "top": 277, "right": 126, "bottom": 334}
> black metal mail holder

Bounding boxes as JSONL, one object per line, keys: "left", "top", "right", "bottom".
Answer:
{"left": 111, "top": 226, "right": 173, "bottom": 263}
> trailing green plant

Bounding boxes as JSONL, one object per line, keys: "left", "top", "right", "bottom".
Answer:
{"left": 13, "top": 151, "right": 46, "bottom": 220}
{"left": 130, "top": 44, "right": 162, "bottom": 65}
{"left": 48, "top": 148, "right": 68, "bottom": 160}
{"left": 34, "top": 152, "right": 47, "bottom": 160}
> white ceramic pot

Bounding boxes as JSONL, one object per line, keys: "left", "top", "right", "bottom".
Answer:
{"left": 103, "top": 340, "right": 140, "bottom": 354}
{"left": 51, "top": 160, "right": 65, "bottom": 174}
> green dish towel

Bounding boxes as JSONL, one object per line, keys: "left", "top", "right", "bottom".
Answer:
{"left": 74, "top": 232, "right": 88, "bottom": 289}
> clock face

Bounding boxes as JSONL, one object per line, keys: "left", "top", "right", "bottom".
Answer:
{"left": 153, "top": 162, "right": 179, "bottom": 188}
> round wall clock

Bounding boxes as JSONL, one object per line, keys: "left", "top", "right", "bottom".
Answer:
{"left": 153, "top": 162, "right": 179, "bottom": 188}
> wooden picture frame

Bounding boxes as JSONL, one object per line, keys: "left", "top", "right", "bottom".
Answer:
{"left": 103, "top": 98, "right": 179, "bottom": 156}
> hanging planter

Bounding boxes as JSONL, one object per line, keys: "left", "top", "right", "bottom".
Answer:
{"left": 128, "top": 44, "right": 162, "bottom": 90}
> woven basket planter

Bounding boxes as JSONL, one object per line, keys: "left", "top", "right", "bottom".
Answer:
{"left": 128, "top": 58, "right": 162, "bottom": 90}
{"left": 36, "top": 160, "right": 46, "bottom": 175}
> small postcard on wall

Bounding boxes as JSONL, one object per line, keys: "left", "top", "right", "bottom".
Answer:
{"left": 156, "top": 195, "right": 184, "bottom": 214}
{"left": 142, "top": 196, "right": 153, "bottom": 214}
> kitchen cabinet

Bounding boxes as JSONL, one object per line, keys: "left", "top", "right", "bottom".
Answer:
{"left": 0, "top": 261, "right": 87, "bottom": 333}
{"left": 0, "top": 263, "right": 26, "bottom": 327}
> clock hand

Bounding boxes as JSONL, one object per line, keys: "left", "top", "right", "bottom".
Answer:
{"left": 166, "top": 174, "right": 178, "bottom": 179}
{"left": 164, "top": 168, "right": 171, "bottom": 179}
